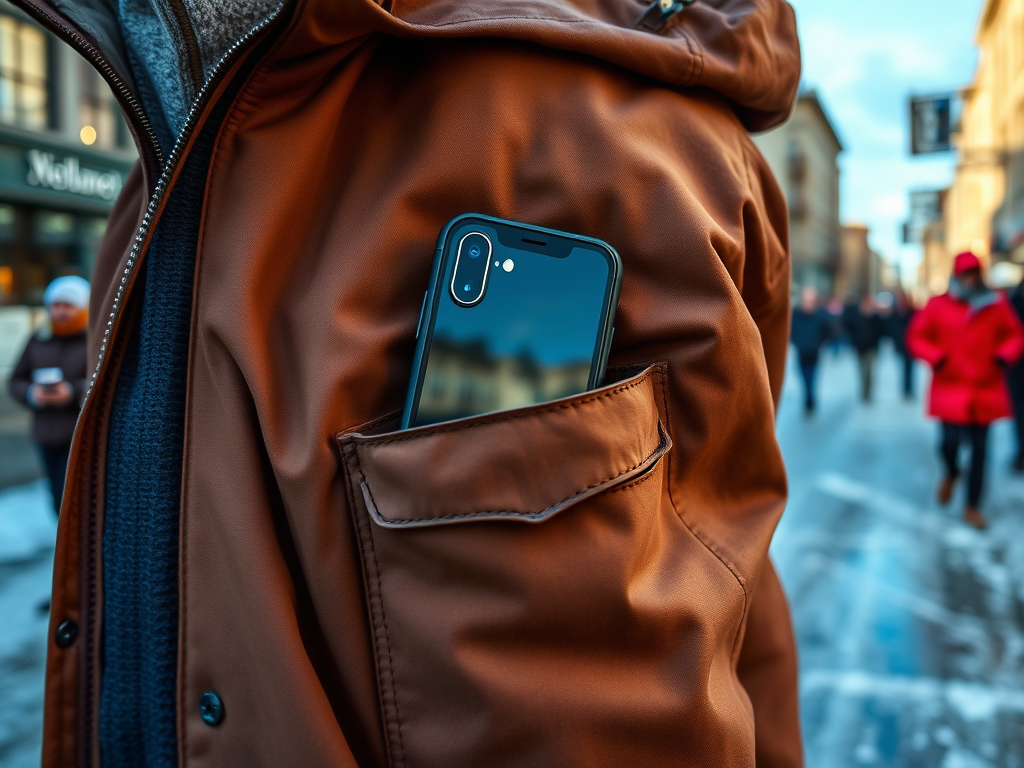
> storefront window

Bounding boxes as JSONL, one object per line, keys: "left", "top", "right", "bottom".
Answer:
{"left": 0, "top": 14, "right": 49, "bottom": 130}
{"left": 0, "top": 205, "right": 99, "bottom": 306}
{"left": 35, "top": 210, "right": 74, "bottom": 242}
{"left": 79, "top": 64, "right": 126, "bottom": 149}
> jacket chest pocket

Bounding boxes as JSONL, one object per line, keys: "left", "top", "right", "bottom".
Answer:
{"left": 337, "top": 365, "right": 686, "bottom": 768}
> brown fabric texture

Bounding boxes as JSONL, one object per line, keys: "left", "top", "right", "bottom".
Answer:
{"left": 37, "top": 0, "right": 803, "bottom": 765}
{"left": 737, "top": 558, "right": 804, "bottom": 768}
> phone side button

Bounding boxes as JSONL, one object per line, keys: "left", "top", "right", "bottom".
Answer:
{"left": 414, "top": 291, "right": 428, "bottom": 339}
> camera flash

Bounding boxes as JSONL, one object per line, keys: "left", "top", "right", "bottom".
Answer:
{"left": 502, "top": 259, "right": 515, "bottom": 273}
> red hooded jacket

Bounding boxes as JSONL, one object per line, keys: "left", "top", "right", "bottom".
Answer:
{"left": 907, "top": 255, "right": 1024, "bottom": 424}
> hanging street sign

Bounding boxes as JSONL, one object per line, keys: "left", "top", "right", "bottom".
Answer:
{"left": 910, "top": 95, "right": 955, "bottom": 155}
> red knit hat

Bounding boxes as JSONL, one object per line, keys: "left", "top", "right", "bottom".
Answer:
{"left": 953, "top": 251, "right": 982, "bottom": 275}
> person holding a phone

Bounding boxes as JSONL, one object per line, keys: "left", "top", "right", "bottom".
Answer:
{"left": 8, "top": 275, "right": 90, "bottom": 516}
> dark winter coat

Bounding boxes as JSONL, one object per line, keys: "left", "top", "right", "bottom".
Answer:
{"left": 790, "top": 308, "right": 832, "bottom": 363}
{"left": 907, "top": 292, "right": 1024, "bottom": 424}
{"left": 884, "top": 308, "right": 915, "bottom": 355}
{"left": 844, "top": 305, "right": 884, "bottom": 353}
{"left": 8, "top": 330, "right": 87, "bottom": 446}
{"left": 1008, "top": 282, "right": 1024, "bottom": 395}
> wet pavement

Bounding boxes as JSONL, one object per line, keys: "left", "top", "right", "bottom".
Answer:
{"left": 775, "top": 346, "right": 1024, "bottom": 767}
{"left": 0, "top": 346, "right": 1022, "bottom": 766}
{"left": 0, "top": 481, "right": 55, "bottom": 768}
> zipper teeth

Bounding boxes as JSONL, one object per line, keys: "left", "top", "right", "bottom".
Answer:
{"left": 17, "top": 2, "right": 164, "bottom": 172}
{"left": 83, "top": 4, "right": 285, "bottom": 404}
{"left": 76, "top": 8, "right": 287, "bottom": 765}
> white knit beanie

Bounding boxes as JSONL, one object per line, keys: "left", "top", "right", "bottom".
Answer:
{"left": 43, "top": 275, "right": 90, "bottom": 309}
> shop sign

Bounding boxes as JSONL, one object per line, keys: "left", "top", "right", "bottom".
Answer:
{"left": 909, "top": 95, "right": 955, "bottom": 155}
{"left": 25, "top": 149, "right": 123, "bottom": 201}
{"left": 902, "top": 189, "right": 944, "bottom": 243}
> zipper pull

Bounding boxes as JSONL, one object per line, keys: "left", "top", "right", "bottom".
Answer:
{"left": 636, "top": 0, "right": 697, "bottom": 32}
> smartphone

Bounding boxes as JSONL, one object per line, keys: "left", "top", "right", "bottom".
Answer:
{"left": 402, "top": 214, "right": 622, "bottom": 429}
{"left": 32, "top": 367, "right": 64, "bottom": 386}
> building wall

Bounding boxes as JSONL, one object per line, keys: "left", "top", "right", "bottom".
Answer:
{"left": 918, "top": 222, "right": 951, "bottom": 298}
{"left": 945, "top": 0, "right": 1024, "bottom": 273}
{"left": 0, "top": 7, "right": 137, "bottom": 415}
{"left": 0, "top": 6, "right": 136, "bottom": 310}
{"left": 836, "top": 224, "right": 880, "bottom": 301}
{"left": 753, "top": 92, "right": 843, "bottom": 295}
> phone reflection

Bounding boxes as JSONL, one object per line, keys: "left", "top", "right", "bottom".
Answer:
{"left": 415, "top": 335, "right": 591, "bottom": 426}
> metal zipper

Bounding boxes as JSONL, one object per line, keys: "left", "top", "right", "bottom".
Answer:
{"left": 85, "top": 3, "right": 286, "bottom": 404}
{"left": 12, "top": 0, "right": 165, "bottom": 185}
{"left": 167, "top": 0, "right": 206, "bottom": 95}
{"left": 55, "top": 6, "right": 287, "bottom": 763}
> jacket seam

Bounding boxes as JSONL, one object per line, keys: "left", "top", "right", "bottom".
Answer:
{"left": 650, "top": 366, "right": 750, "bottom": 657}
{"left": 741, "top": 139, "right": 787, "bottom": 290}
{"left": 178, "top": 39, "right": 280, "bottom": 765}
{"left": 341, "top": 371, "right": 656, "bottom": 446}
{"left": 356, "top": 426, "right": 668, "bottom": 525}
{"left": 407, "top": 14, "right": 610, "bottom": 28}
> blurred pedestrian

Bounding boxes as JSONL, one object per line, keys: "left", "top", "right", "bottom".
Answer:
{"left": 791, "top": 285, "right": 832, "bottom": 414}
{"left": 885, "top": 291, "right": 917, "bottom": 400}
{"left": 8, "top": 276, "right": 89, "bottom": 516}
{"left": 825, "top": 296, "right": 846, "bottom": 354}
{"left": 845, "top": 294, "right": 884, "bottom": 402}
{"left": 1007, "top": 276, "right": 1024, "bottom": 471}
{"left": 907, "top": 252, "right": 1024, "bottom": 528}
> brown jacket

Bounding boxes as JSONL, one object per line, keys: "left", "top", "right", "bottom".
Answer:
{"left": 22, "top": 0, "right": 802, "bottom": 765}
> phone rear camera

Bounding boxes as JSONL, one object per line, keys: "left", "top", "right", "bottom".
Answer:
{"left": 451, "top": 232, "right": 493, "bottom": 307}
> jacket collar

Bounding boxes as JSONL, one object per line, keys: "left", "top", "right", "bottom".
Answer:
{"left": 948, "top": 277, "right": 1000, "bottom": 315}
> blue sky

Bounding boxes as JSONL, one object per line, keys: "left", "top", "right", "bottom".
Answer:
{"left": 786, "top": 0, "right": 985, "bottom": 275}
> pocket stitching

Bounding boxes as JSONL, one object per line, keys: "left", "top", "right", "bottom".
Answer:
{"left": 341, "top": 444, "right": 408, "bottom": 767}
{"left": 603, "top": 462, "right": 662, "bottom": 495}
{"left": 354, "top": 421, "right": 671, "bottom": 526}
{"left": 341, "top": 368, "right": 660, "bottom": 447}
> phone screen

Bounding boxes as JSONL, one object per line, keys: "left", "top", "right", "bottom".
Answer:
{"left": 408, "top": 219, "right": 617, "bottom": 428}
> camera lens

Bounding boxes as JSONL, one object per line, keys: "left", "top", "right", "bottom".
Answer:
{"left": 451, "top": 232, "right": 492, "bottom": 307}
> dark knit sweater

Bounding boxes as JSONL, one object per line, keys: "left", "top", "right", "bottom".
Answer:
{"left": 99, "top": 76, "right": 242, "bottom": 767}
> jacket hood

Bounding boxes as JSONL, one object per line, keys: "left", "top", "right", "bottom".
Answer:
{"left": 18, "top": 0, "right": 799, "bottom": 167}
{"left": 283, "top": 0, "right": 801, "bottom": 132}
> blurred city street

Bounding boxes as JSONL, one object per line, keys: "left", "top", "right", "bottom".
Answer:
{"left": 775, "top": 345, "right": 1024, "bottom": 767}
{"left": 0, "top": 480, "right": 56, "bottom": 768}
{"left": 2, "top": 345, "right": 1024, "bottom": 767}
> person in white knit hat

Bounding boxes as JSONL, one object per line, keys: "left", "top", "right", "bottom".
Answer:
{"left": 8, "top": 275, "right": 90, "bottom": 516}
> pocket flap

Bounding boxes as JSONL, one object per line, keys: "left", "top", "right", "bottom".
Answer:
{"left": 336, "top": 364, "right": 670, "bottom": 528}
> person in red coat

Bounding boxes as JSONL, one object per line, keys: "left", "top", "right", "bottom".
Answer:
{"left": 907, "top": 251, "right": 1024, "bottom": 528}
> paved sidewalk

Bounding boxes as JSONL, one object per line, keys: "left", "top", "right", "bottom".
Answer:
{"left": 775, "top": 346, "right": 1024, "bottom": 767}
{"left": 0, "top": 480, "right": 55, "bottom": 768}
